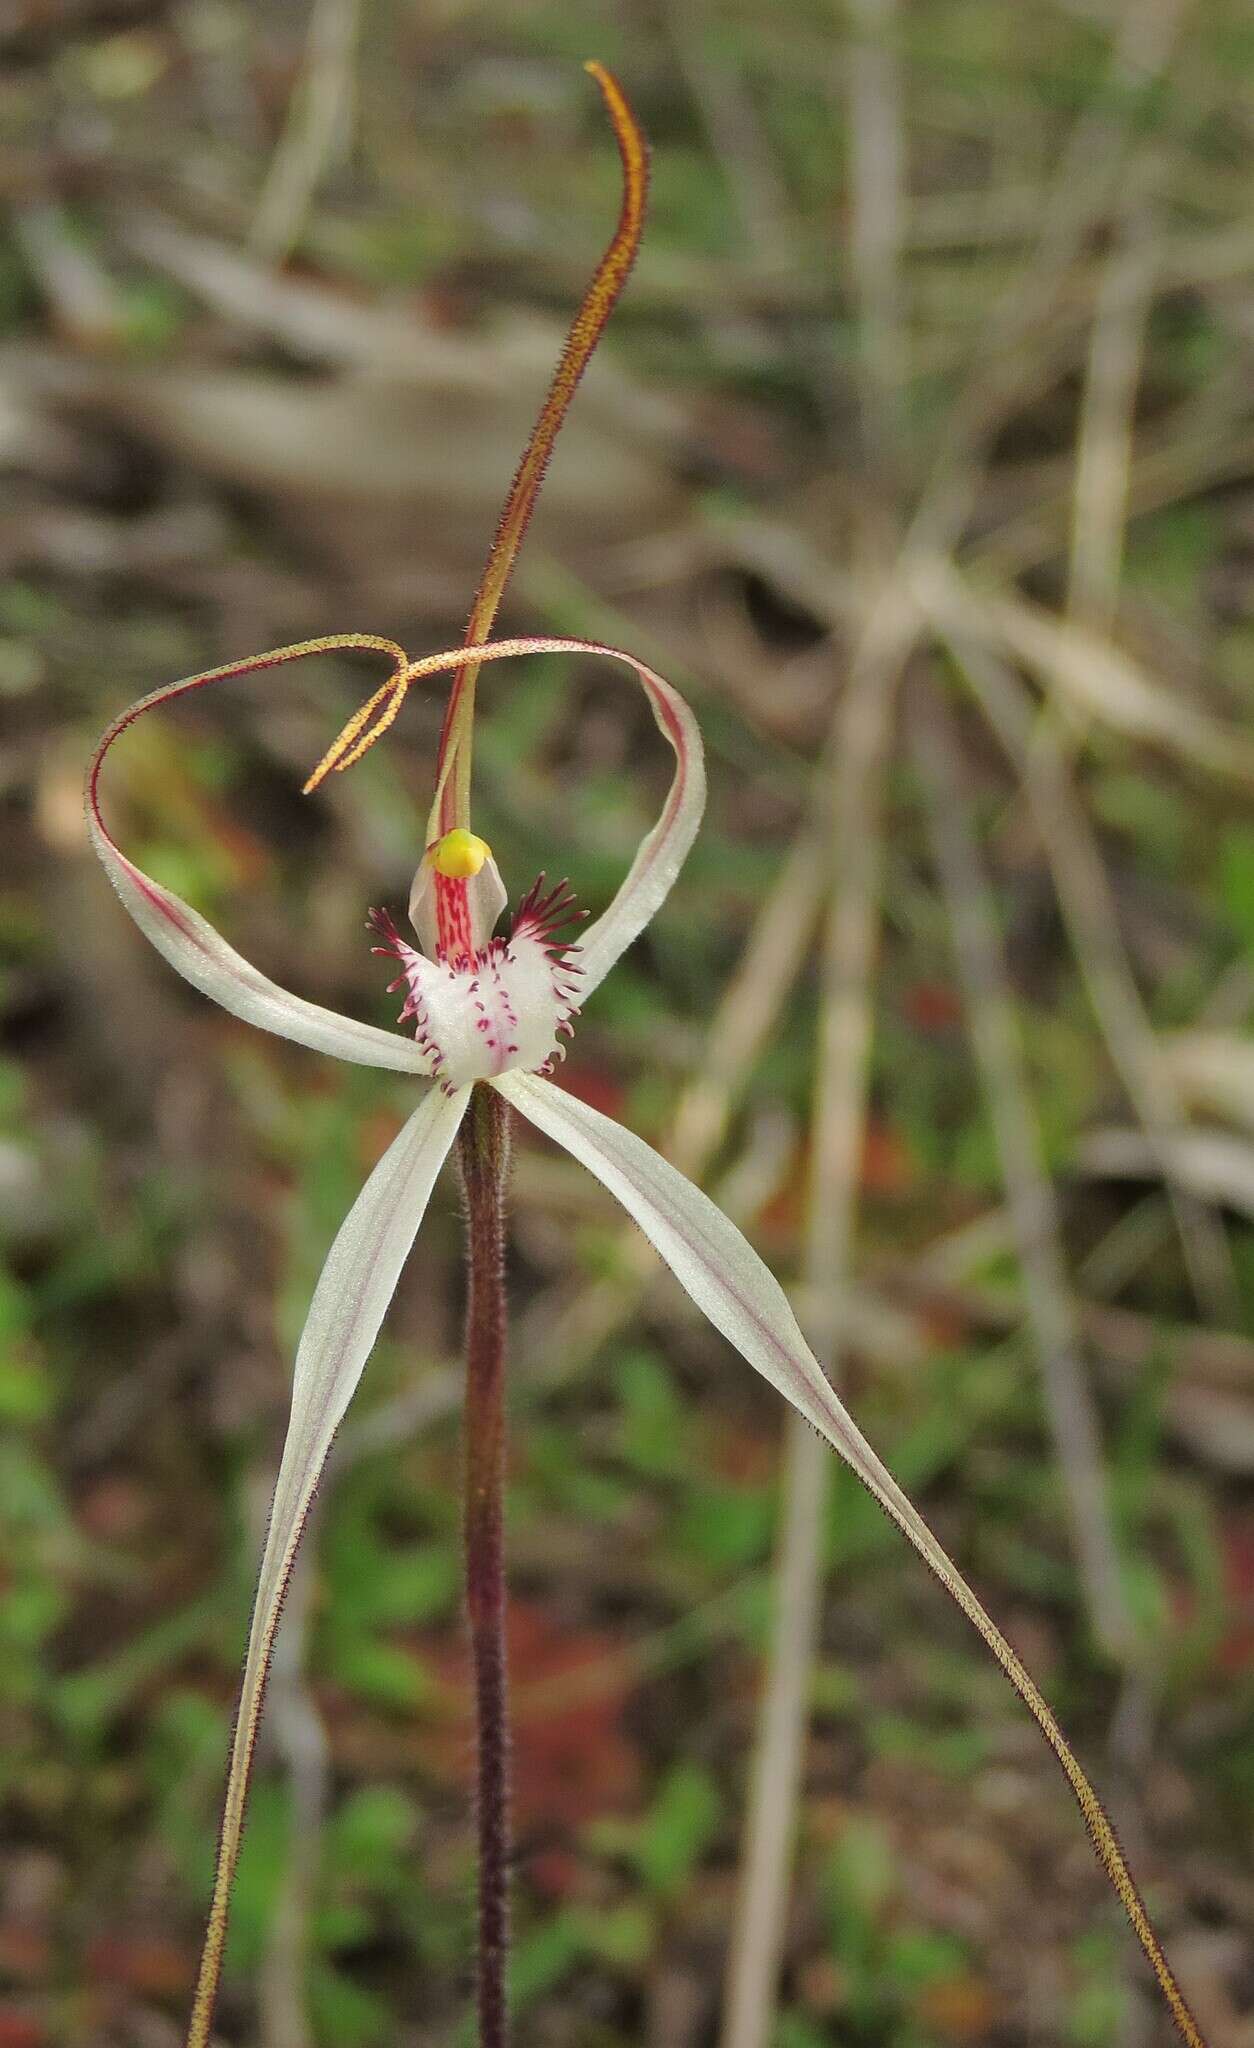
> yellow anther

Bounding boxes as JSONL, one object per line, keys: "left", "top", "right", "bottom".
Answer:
{"left": 430, "top": 828, "right": 491, "bottom": 880}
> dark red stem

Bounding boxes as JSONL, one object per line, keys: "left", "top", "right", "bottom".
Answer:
{"left": 458, "top": 1084, "right": 512, "bottom": 2048}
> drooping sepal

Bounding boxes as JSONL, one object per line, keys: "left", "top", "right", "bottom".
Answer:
{"left": 183, "top": 1083, "right": 469, "bottom": 2048}
{"left": 494, "top": 1070, "right": 1209, "bottom": 2048}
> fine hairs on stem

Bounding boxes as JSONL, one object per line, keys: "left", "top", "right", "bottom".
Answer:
{"left": 458, "top": 1084, "right": 514, "bottom": 2046}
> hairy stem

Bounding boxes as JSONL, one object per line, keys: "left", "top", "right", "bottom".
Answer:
{"left": 458, "top": 1085, "right": 512, "bottom": 2048}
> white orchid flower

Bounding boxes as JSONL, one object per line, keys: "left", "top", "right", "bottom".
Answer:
{"left": 86, "top": 62, "right": 1204, "bottom": 2048}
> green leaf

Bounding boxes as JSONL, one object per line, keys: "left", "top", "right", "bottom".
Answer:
{"left": 323, "top": 1633, "right": 435, "bottom": 1712}
{"left": 618, "top": 1350, "right": 688, "bottom": 1478}
{"left": 1219, "top": 825, "right": 1254, "bottom": 947}
{"left": 636, "top": 1761, "right": 722, "bottom": 1899}
{"left": 309, "top": 1958, "right": 396, "bottom": 2046}
{"left": 327, "top": 1785, "right": 419, "bottom": 1873}
{"left": 678, "top": 1480, "right": 773, "bottom": 1571}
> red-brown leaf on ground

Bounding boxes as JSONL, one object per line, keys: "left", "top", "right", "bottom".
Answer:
{"left": 903, "top": 980, "right": 965, "bottom": 1034}
{"left": 759, "top": 1116, "right": 920, "bottom": 1239}
{"left": 84, "top": 1934, "right": 195, "bottom": 1998}
{"left": 0, "top": 1926, "right": 51, "bottom": 1984}
{"left": 1217, "top": 1511, "right": 1254, "bottom": 1675}
{"left": 861, "top": 1116, "right": 920, "bottom": 1198}
{"left": 547, "top": 1063, "right": 627, "bottom": 1122}
{"left": 704, "top": 1417, "right": 777, "bottom": 1488}
{"left": 916, "top": 1295, "right": 976, "bottom": 1350}
{"left": 912, "top": 1970, "right": 1000, "bottom": 2042}
{"left": 0, "top": 2014, "right": 47, "bottom": 2048}
{"left": 76, "top": 1476, "right": 153, "bottom": 1543}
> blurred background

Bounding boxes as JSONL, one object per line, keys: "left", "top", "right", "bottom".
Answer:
{"left": 2, "top": 1, "right": 1253, "bottom": 2044}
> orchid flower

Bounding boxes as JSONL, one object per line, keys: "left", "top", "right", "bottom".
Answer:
{"left": 87, "top": 64, "right": 1205, "bottom": 2048}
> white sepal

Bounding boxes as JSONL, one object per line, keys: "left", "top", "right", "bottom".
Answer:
{"left": 494, "top": 1069, "right": 1182, "bottom": 2012}
{"left": 185, "top": 1083, "right": 468, "bottom": 2044}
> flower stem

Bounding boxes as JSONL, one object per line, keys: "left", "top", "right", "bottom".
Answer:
{"left": 458, "top": 1083, "right": 512, "bottom": 2048}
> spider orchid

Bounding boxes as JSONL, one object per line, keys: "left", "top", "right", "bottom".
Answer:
{"left": 87, "top": 64, "right": 1204, "bottom": 2048}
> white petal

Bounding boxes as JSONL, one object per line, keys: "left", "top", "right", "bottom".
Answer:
{"left": 186, "top": 1082, "right": 468, "bottom": 2046}
{"left": 568, "top": 650, "right": 704, "bottom": 999}
{"left": 496, "top": 1072, "right": 1201, "bottom": 2033}
{"left": 87, "top": 651, "right": 434, "bottom": 1074}
{"left": 365, "top": 634, "right": 706, "bottom": 1000}
{"left": 96, "top": 832, "right": 436, "bottom": 1072}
